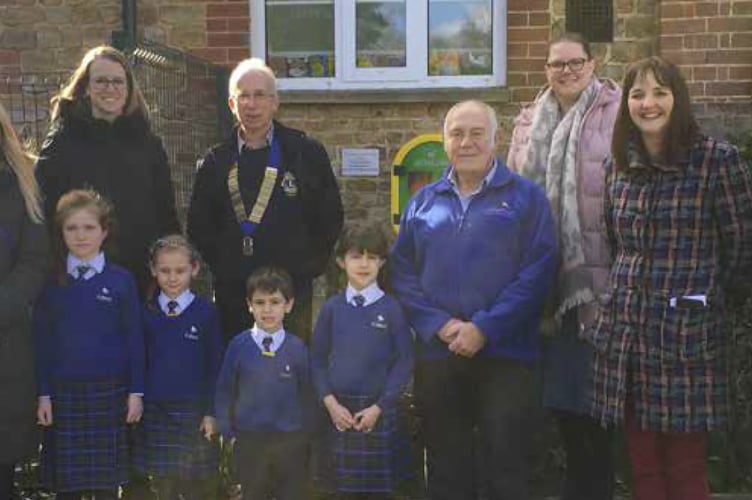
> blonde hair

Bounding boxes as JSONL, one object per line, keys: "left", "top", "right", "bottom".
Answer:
{"left": 0, "top": 102, "right": 43, "bottom": 223}
{"left": 50, "top": 45, "right": 149, "bottom": 123}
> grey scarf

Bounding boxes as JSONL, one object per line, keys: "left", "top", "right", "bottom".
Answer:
{"left": 521, "top": 78, "right": 600, "bottom": 327}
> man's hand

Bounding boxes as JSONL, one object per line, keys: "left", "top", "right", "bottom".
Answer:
{"left": 437, "top": 318, "right": 463, "bottom": 344}
{"left": 448, "top": 322, "right": 486, "bottom": 358}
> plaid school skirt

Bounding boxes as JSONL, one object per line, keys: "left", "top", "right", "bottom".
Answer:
{"left": 41, "top": 379, "right": 130, "bottom": 492}
{"left": 134, "top": 400, "right": 218, "bottom": 479}
{"left": 323, "top": 394, "right": 411, "bottom": 493}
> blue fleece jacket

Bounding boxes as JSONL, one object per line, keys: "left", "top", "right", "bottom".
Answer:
{"left": 390, "top": 159, "right": 557, "bottom": 360}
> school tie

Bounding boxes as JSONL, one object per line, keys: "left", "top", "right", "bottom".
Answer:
{"left": 75, "top": 264, "right": 91, "bottom": 281}
{"left": 261, "top": 336, "right": 273, "bottom": 354}
{"left": 167, "top": 300, "right": 179, "bottom": 317}
{"left": 353, "top": 294, "right": 366, "bottom": 307}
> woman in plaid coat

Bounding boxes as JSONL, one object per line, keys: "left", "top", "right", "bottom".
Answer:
{"left": 585, "top": 56, "right": 752, "bottom": 500}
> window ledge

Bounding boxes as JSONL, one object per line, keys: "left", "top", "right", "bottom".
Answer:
{"left": 279, "top": 87, "right": 511, "bottom": 104}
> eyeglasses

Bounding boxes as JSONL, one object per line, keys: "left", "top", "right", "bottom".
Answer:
{"left": 545, "top": 58, "right": 588, "bottom": 73}
{"left": 91, "top": 77, "right": 127, "bottom": 90}
{"left": 233, "top": 90, "right": 275, "bottom": 104}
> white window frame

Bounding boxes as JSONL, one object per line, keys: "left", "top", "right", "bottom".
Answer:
{"left": 251, "top": 0, "right": 507, "bottom": 91}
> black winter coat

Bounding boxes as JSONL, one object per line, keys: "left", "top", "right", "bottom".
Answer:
{"left": 187, "top": 121, "right": 343, "bottom": 290}
{"left": 0, "top": 161, "right": 49, "bottom": 463}
{"left": 36, "top": 104, "right": 180, "bottom": 293}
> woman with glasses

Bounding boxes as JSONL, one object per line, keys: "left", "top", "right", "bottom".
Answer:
{"left": 507, "top": 32, "right": 620, "bottom": 500}
{"left": 589, "top": 56, "right": 752, "bottom": 500}
{"left": 37, "top": 45, "right": 179, "bottom": 295}
{"left": 0, "top": 102, "right": 49, "bottom": 500}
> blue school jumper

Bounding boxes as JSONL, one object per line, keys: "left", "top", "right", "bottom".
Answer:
{"left": 136, "top": 292, "right": 223, "bottom": 479}
{"left": 311, "top": 290, "right": 414, "bottom": 493}
{"left": 215, "top": 329, "right": 310, "bottom": 499}
{"left": 34, "top": 261, "right": 143, "bottom": 492}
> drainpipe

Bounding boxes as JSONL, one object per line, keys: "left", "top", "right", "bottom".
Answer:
{"left": 112, "top": 0, "right": 137, "bottom": 50}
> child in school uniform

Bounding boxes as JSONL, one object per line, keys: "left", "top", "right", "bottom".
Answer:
{"left": 34, "top": 189, "right": 144, "bottom": 500}
{"left": 137, "top": 234, "right": 223, "bottom": 499}
{"left": 214, "top": 266, "right": 311, "bottom": 500}
{"left": 311, "top": 223, "right": 414, "bottom": 499}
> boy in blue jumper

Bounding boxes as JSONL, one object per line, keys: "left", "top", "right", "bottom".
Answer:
{"left": 215, "top": 266, "right": 310, "bottom": 500}
{"left": 138, "top": 234, "right": 223, "bottom": 499}
{"left": 311, "top": 223, "right": 414, "bottom": 499}
{"left": 34, "top": 189, "right": 144, "bottom": 500}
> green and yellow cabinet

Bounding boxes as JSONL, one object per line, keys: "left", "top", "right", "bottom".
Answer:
{"left": 391, "top": 134, "right": 448, "bottom": 231}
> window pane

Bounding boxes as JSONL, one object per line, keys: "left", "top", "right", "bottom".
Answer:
{"left": 428, "top": 0, "right": 493, "bottom": 76}
{"left": 356, "top": 0, "right": 407, "bottom": 68}
{"left": 266, "top": 0, "right": 335, "bottom": 78}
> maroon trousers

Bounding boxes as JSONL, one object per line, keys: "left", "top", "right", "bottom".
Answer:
{"left": 625, "top": 408, "right": 709, "bottom": 500}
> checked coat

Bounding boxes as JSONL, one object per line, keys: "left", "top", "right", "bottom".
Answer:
{"left": 584, "top": 136, "right": 752, "bottom": 432}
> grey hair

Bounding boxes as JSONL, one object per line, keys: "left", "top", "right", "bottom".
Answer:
{"left": 228, "top": 57, "right": 277, "bottom": 96}
{"left": 443, "top": 100, "right": 498, "bottom": 147}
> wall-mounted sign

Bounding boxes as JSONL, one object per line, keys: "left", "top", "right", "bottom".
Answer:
{"left": 391, "top": 134, "right": 448, "bottom": 230}
{"left": 342, "top": 148, "right": 380, "bottom": 177}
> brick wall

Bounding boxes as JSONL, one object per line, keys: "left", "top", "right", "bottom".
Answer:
{"left": 1, "top": 0, "right": 751, "bottom": 224}
{"left": 659, "top": 0, "right": 752, "bottom": 135}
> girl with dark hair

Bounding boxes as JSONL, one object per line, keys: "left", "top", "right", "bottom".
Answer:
{"left": 507, "top": 32, "right": 620, "bottom": 500}
{"left": 0, "top": 102, "right": 49, "bottom": 499}
{"left": 37, "top": 45, "right": 179, "bottom": 295}
{"left": 587, "top": 56, "right": 752, "bottom": 500}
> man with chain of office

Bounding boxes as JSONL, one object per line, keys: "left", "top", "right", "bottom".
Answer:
{"left": 188, "top": 57, "right": 343, "bottom": 344}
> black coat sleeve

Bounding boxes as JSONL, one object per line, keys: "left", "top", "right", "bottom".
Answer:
{"left": 0, "top": 200, "right": 50, "bottom": 328}
{"left": 150, "top": 135, "right": 180, "bottom": 235}
{"left": 35, "top": 130, "right": 70, "bottom": 222}
{"left": 187, "top": 152, "right": 221, "bottom": 272}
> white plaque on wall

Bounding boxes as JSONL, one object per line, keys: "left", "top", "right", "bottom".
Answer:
{"left": 341, "top": 148, "right": 380, "bottom": 177}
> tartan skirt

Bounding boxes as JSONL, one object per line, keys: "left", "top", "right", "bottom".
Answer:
{"left": 41, "top": 379, "right": 129, "bottom": 492}
{"left": 134, "top": 400, "right": 218, "bottom": 479}
{"left": 322, "top": 394, "right": 411, "bottom": 493}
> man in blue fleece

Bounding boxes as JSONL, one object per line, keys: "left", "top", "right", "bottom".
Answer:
{"left": 391, "top": 100, "right": 557, "bottom": 500}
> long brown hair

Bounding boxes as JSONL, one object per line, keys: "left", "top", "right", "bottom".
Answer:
{"left": 0, "top": 102, "right": 43, "bottom": 223}
{"left": 612, "top": 56, "right": 700, "bottom": 170}
{"left": 50, "top": 45, "right": 149, "bottom": 123}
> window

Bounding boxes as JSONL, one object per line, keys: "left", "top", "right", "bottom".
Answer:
{"left": 566, "top": 0, "right": 613, "bottom": 43}
{"left": 253, "top": 0, "right": 507, "bottom": 90}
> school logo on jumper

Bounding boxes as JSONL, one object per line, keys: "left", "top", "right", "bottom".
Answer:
{"left": 183, "top": 326, "right": 200, "bottom": 341}
{"left": 371, "top": 314, "right": 388, "bottom": 331}
{"left": 281, "top": 171, "right": 298, "bottom": 197}
{"left": 280, "top": 364, "right": 293, "bottom": 379}
{"left": 96, "top": 287, "right": 113, "bottom": 303}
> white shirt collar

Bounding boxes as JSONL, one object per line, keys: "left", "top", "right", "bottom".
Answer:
{"left": 158, "top": 289, "right": 195, "bottom": 316}
{"left": 346, "top": 282, "right": 384, "bottom": 307}
{"left": 447, "top": 158, "right": 498, "bottom": 197}
{"left": 237, "top": 122, "right": 275, "bottom": 155}
{"left": 67, "top": 252, "right": 105, "bottom": 280}
{"left": 250, "top": 324, "right": 286, "bottom": 353}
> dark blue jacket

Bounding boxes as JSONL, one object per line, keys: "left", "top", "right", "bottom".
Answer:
{"left": 390, "top": 160, "right": 557, "bottom": 360}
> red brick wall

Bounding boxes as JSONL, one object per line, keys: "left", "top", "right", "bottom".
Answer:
{"left": 659, "top": 0, "right": 752, "bottom": 127}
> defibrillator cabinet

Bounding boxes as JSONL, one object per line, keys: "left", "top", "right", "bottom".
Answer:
{"left": 391, "top": 134, "right": 448, "bottom": 230}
